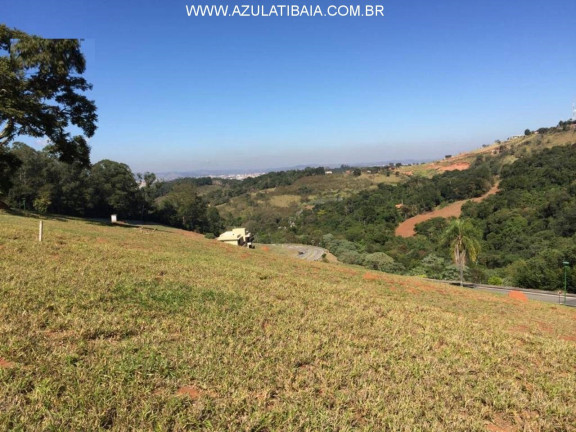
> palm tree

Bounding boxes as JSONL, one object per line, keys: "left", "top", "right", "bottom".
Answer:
{"left": 441, "top": 219, "right": 481, "bottom": 286}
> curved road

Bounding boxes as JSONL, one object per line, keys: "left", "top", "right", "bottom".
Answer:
{"left": 271, "top": 244, "right": 329, "bottom": 262}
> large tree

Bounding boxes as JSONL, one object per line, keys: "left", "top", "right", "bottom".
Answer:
{"left": 89, "top": 160, "right": 139, "bottom": 218}
{"left": 0, "top": 25, "right": 97, "bottom": 172}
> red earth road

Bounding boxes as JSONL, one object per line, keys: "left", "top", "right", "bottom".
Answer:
{"left": 395, "top": 182, "right": 499, "bottom": 237}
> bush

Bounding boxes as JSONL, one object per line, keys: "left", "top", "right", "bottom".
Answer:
{"left": 364, "top": 252, "right": 405, "bottom": 274}
{"left": 487, "top": 276, "right": 503, "bottom": 286}
{"left": 339, "top": 250, "right": 364, "bottom": 265}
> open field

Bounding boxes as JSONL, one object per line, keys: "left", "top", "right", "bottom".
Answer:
{"left": 1, "top": 212, "right": 576, "bottom": 430}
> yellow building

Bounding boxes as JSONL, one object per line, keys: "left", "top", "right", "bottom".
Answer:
{"left": 217, "top": 228, "right": 254, "bottom": 248}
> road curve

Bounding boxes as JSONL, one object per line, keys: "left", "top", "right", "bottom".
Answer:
{"left": 395, "top": 182, "right": 500, "bottom": 237}
{"left": 270, "top": 244, "right": 329, "bottom": 262}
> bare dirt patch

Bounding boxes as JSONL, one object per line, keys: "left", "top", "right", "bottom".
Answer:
{"left": 396, "top": 182, "right": 500, "bottom": 237}
{"left": 437, "top": 162, "right": 470, "bottom": 172}
{"left": 508, "top": 291, "right": 528, "bottom": 302}
{"left": 0, "top": 357, "right": 14, "bottom": 368}
{"left": 177, "top": 385, "right": 202, "bottom": 400}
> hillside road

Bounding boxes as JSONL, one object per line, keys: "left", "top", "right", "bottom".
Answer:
{"left": 426, "top": 279, "right": 576, "bottom": 307}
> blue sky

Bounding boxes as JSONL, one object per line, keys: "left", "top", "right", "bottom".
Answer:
{"left": 3, "top": 0, "right": 576, "bottom": 173}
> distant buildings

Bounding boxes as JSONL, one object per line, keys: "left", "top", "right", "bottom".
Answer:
{"left": 211, "top": 172, "right": 266, "bottom": 180}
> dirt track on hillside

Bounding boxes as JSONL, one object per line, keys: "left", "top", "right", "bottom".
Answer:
{"left": 395, "top": 182, "right": 499, "bottom": 238}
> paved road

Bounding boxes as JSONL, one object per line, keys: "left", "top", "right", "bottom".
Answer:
{"left": 425, "top": 279, "right": 576, "bottom": 307}
{"left": 272, "top": 244, "right": 328, "bottom": 262}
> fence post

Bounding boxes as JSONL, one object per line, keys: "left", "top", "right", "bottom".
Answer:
{"left": 39, "top": 220, "right": 43, "bottom": 242}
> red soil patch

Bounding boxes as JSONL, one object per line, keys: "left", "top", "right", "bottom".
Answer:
{"left": 396, "top": 182, "right": 500, "bottom": 237}
{"left": 437, "top": 162, "right": 470, "bottom": 172}
{"left": 0, "top": 357, "right": 14, "bottom": 368}
{"left": 260, "top": 246, "right": 270, "bottom": 252}
{"left": 177, "top": 386, "right": 202, "bottom": 400}
{"left": 362, "top": 272, "right": 387, "bottom": 281}
{"left": 560, "top": 335, "right": 576, "bottom": 343}
{"left": 508, "top": 291, "right": 528, "bottom": 302}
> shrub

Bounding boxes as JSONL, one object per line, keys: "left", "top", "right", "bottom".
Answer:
{"left": 339, "top": 250, "right": 364, "bottom": 265}
{"left": 487, "top": 276, "right": 503, "bottom": 286}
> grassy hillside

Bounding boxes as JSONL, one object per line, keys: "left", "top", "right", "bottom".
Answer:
{"left": 397, "top": 127, "right": 576, "bottom": 178}
{"left": 216, "top": 170, "right": 403, "bottom": 224}
{"left": 1, "top": 213, "right": 575, "bottom": 430}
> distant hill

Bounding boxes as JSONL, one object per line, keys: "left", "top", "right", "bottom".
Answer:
{"left": 397, "top": 121, "right": 576, "bottom": 178}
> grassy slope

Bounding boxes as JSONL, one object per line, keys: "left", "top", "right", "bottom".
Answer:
{"left": 398, "top": 128, "right": 576, "bottom": 178}
{"left": 217, "top": 172, "right": 402, "bottom": 221}
{"left": 1, "top": 213, "right": 575, "bottom": 431}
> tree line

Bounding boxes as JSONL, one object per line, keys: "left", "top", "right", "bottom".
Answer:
{"left": 3, "top": 143, "right": 224, "bottom": 235}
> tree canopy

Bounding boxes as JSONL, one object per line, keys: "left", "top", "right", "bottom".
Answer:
{"left": 0, "top": 25, "right": 97, "bottom": 169}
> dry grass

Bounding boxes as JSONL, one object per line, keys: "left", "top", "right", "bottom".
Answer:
{"left": 398, "top": 129, "right": 576, "bottom": 178}
{"left": 1, "top": 212, "right": 575, "bottom": 431}
{"left": 269, "top": 195, "right": 301, "bottom": 208}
